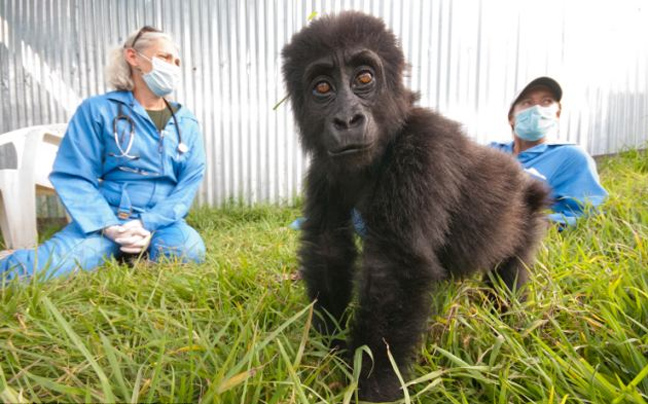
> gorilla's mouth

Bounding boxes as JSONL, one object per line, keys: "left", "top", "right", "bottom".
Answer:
{"left": 328, "top": 142, "right": 374, "bottom": 156}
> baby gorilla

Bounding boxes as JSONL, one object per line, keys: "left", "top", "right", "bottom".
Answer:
{"left": 282, "top": 11, "right": 550, "bottom": 402}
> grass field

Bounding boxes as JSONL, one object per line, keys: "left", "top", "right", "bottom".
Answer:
{"left": 1, "top": 149, "right": 647, "bottom": 403}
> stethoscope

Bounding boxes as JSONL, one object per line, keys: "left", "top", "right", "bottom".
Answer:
{"left": 110, "top": 99, "right": 189, "bottom": 160}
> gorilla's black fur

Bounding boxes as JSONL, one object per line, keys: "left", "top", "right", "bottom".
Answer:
{"left": 282, "top": 12, "right": 550, "bottom": 402}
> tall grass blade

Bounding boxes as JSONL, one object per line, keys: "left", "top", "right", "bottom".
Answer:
{"left": 41, "top": 296, "right": 116, "bottom": 402}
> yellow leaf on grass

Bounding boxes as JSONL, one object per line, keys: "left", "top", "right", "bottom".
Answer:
{"left": 217, "top": 367, "right": 262, "bottom": 394}
{"left": 169, "top": 345, "right": 204, "bottom": 355}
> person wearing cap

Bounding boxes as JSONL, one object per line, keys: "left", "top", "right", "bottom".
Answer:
{"left": 0, "top": 26, "right": 206, "bottom": 281}
{"left": 489, "top": 77, "right": 608, "bottom": 227}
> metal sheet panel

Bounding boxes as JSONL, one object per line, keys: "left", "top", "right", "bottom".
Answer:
{"left": 1, "top": 0, "right": 647, "bottom": 209}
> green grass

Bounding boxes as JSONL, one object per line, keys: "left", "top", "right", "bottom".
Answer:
{"left": 1, "top": 149, "right": 647, "bottom": 403}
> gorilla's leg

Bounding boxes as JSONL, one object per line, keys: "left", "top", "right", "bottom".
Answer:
{"left": 351, "top": 241, "right": 441, "bottom": 401}
{"left": 485, "top": 255, "right": 529, "bottom": 300}
{"left": 484, "top": 215, "right": 544, "bottom": 297}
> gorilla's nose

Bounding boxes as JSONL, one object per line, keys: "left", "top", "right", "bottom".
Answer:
{"left": 332, "top": 112, "right": 366, "bottom": 131}
{"left": 327, "top": 111, "right": 372, "bottom": 156}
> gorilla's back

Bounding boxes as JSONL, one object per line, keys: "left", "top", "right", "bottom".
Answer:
{"left": 390, "top": 108, "right": 550, "bottom": 277}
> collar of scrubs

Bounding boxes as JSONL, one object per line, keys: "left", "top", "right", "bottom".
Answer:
{"left": 499, "top": 139, "right": 576, "bottom": 155}
{"left": 106, "top": 90, "right": 185, "bottom": 121}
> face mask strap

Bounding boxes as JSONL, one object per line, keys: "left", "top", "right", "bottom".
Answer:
{"left": 514, "top": 102, "right": 559, "bottom": 119}
{"left": 137, "top": 51, "right": 180, "bottom": 76}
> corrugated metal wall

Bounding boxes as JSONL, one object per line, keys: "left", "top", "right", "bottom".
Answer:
{"left": 1, "top": 0, "right": 647, "bottom": 209}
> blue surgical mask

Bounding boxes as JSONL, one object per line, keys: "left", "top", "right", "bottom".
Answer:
{"left": 138, "top": 53, "right": 181, "bottom": 97}
{"left": 514, "top": 104, "right": 559, "bottom": 141}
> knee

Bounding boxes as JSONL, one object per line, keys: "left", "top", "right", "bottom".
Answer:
{"left": 1, "top": 248, "right": 67, "bottom": 280}
{"left": 1, "top": 251, "right": 30, "bottom": 280}
{"left": 183, "top": 237, "right": 206, "bottom": 263}
{"left": 149, "top": 226, "right": 206, "bottom": 263}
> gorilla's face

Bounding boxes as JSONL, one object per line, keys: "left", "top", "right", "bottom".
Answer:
{"left": 303, "top": 49, "right": 384, "bottom": 164}
{"left": 282, "top": 12, "right": 415, "bottom": 170}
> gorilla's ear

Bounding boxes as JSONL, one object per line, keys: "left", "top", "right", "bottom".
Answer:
{"left": 408, "top": 90, "right": 421, "bottom": 105}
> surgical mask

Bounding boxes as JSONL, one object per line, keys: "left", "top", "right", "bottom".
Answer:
{"left": 514, "top": 104, "right": 560, "bottom": 141}
{"left": 138, "top": 53, "right": 181, "bottom": 97}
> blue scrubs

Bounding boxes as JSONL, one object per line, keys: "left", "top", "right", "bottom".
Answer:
{"left": 1, "top": 91, "right": 206, "bottom": 280}
{"left": 489, "top": 141, "right": 608, "bottom": 226}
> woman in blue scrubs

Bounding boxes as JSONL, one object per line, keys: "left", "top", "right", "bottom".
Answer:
{"left": 1, "top": 26, "right": 206, "bottom": 280}
{"left": 490, "top": 77, "right": 608, "bottom": 227}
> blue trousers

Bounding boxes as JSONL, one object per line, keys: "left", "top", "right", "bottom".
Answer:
{"left": 1, "top": 219, "right": 205, "bottom": 280}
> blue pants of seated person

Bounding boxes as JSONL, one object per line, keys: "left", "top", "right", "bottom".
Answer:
{"left": 0, "top": 220, "right": 205, "bottom": 280}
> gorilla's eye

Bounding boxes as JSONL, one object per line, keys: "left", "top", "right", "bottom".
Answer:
{"left": 356, "top": 71, "right": 374, "bottom": 85}
{"left": 314, "top": 81, "right": 332, "bottom": 95}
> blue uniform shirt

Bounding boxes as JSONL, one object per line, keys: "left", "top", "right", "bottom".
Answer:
{"left": 50, "top": 90, "right": 206, "bottom": 234}
{"left": 489, "top": 141, "right": 608, "bottom": 226}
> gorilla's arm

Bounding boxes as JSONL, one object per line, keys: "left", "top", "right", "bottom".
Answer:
{"left": 349, "top": 126, "right": 462, "bottom": 400}
{"left": 299, "top": 167, "right": 358, "bottom": 336}
{"left": 352, "top": 233, "right": 443, "bottom": 400}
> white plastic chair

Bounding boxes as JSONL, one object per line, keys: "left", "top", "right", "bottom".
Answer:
{"left": 0, "top": 124, "right": 67, "bottom": 249}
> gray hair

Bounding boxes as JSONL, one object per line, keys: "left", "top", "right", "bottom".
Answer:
{"left": 105, "top": 28, "right": 177, "bottom": 91}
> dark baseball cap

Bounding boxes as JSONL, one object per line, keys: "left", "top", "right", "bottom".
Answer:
{"left": 508, "top": 77, "right": 562, "bottom": 118}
